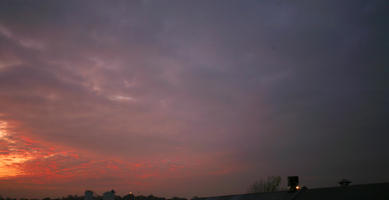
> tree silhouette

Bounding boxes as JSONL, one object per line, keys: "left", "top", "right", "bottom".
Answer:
{"left": 247, "top": 176, "right": 282, "bottom": 193}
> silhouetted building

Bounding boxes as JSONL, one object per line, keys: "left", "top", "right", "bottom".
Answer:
{"left": 103, "top": 190, "right": 115, "bottom": 200}
{"left": 85, "top": 191, "right": 94, "bottom": 200}
{"left": 288, "top": 176, "right": 299, "bottom": 192}
{"left": 123, "top": 193, "right": 135, "bottom": 200}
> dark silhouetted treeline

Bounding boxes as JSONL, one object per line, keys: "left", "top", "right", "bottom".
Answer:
{"left": 0, "top": 193, "right": 187, "bottom": 200}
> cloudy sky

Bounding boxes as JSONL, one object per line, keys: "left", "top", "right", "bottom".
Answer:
{"left": 0, "top": 0, "right": 388, "bottom": 198}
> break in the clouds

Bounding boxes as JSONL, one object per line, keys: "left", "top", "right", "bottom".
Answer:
{"left": 0, "top": 0, "right": 389, "bottom": 198}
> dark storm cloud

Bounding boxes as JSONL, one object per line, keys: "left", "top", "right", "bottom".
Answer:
{"left": 0, "top": 0, "right": 388, "bottom": 197}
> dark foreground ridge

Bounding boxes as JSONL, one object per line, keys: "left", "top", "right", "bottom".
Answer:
{"left": 197, "top": 182, "right": 389, "bottom": 200}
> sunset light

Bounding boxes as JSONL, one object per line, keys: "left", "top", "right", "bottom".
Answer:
{"left": 0, "top": 120, "right": 32, "bottom": 177}
{"left": 0, "top": 154, "right": 31, "bottom": 177}
{"left": 0, "top": 121, "right": 7, "bottom": 138}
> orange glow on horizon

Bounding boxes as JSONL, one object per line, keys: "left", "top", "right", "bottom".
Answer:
{"left": 0, "top": 154, "right": 33, "bottom": 177}
{"left": 0, "top": 118, "right": 242, "bottom": 197}
{"left": 0, "top": 119, "right": 176, "bottom": 181}
{"left": 0, "top": 120, "right": 7, "bottom": 138}
{"left": 0, "top": 120, "right": 33, "bottom": 177}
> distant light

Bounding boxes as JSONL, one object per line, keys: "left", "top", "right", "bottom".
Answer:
{"left": 129, "top": 192, "right": 133, "bottom": 195}
{"left": 296, "top": 186, "right": 301, "bottom": 190}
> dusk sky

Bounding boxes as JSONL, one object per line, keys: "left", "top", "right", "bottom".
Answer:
{"left": 0, "top": 0, "right": 388, "bottom": 198}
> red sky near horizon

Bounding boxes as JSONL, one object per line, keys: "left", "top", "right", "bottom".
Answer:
{"left": 0, "top": 119, "right": 246, "bottom": 198}
{"left": 0, "top": 0, "right": 388, "bottom": 199}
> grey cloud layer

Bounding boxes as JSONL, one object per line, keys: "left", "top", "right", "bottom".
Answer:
{"left": 0, "top": 0, "right": 388, "bottom": 193}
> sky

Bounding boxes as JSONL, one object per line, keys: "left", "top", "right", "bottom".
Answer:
{"left": 0, "top": 0, "right": 388, "bottom": 198}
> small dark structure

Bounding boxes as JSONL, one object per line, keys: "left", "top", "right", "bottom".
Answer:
{"left": 123, "top": 193, "right": 135, "bottom": 200}
{"left": 338, "top": 179, "right": 352, "bottom": 187}
{"left": 288, "top": 176, "right": 299, "bottom": 192}
{"left": 84, "top": 190, "right": 94, "bottom": 200}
